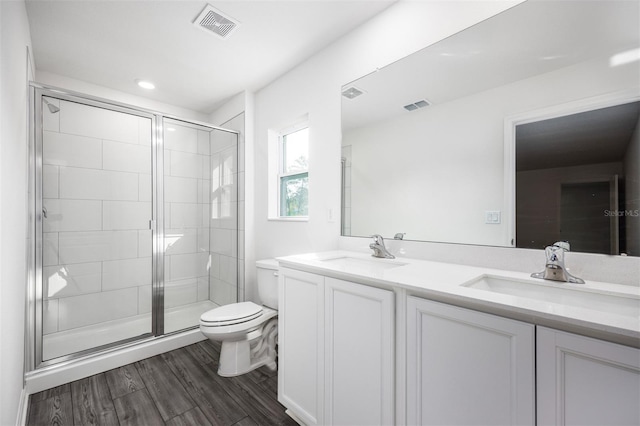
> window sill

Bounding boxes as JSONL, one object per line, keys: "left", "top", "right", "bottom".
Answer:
{"left": 268, "top": 216, "right": 309, "bottom": 222}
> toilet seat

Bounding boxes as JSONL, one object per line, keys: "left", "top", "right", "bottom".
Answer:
{"left": 200, "top": 302, "right": 263, "bottom": 327}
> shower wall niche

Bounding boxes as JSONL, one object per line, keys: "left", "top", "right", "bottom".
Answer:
{"left": 30, "top": 86, "right": 238, "bottom": 367}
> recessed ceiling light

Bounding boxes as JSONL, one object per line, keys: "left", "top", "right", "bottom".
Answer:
{"left": 136, "top": 79, "right": 155, "bottom": 90}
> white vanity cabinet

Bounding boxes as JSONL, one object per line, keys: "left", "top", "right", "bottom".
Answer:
{"left": 536, "top": 327, "right": 640, "bottom": 426}
{"left": 406, "top": 296, "right": 535, "bottom": 426}
{"left": 278, "top": 268, "right": 395, "bottom": 426}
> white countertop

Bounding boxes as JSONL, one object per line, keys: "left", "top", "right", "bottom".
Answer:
{"left": 277, "top": 250, "right": 640, "bottom": 348}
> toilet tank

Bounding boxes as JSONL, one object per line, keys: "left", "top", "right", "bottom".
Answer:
{"left": 256, "top": 259, "right": 279, "bottom": 309}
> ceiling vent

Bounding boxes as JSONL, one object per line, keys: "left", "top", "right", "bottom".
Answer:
{"left": 193, "top": 4, "right": 240, "bottom": 39}
{"left": 403, "top": 99, "right": 430, "bottom": 111}
{"left": 342, "top": 86, "right": 365, "bottom": 99}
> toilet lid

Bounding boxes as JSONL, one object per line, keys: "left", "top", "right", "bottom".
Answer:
{"left": 200, "top": 302, "right": 263, "bottom": 326}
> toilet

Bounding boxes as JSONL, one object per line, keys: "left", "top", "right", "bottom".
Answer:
{"left": 199, "top": 259, "right": 279, "bottom": 377}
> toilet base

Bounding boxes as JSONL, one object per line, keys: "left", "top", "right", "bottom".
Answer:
{"left": 217, "top": 317, "right": 278, "bottom": 377}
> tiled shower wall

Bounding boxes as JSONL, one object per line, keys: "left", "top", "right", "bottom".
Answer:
{"left": 41, "top": 99, "right": 240, "bottom": 338}
{"left": 42, "top": 98, "right": 154, "bottom": 334}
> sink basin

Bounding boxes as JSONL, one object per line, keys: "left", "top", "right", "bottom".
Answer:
{"left": 320, "top": 256, "right": 407, "bottom": 274}
{"left": 462, "top": 275, "right": 640, "bottom": 318}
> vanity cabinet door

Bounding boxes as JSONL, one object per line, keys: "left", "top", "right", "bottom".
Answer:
{"left": 406, "top": 297, "right": 535, "bottom": 426}
{"left": 324, "top": 278, "right": 394, "bottom": 426}
{"left": 278, "top": 268, "right": 325, "bottom": 425}
{"left": 537, "top": 327, "right": 640, "bottom": 426}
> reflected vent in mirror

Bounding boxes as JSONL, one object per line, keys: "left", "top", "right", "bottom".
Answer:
{"left": 194, "top": 4, "right": 240, "bottom": 39}
{"left": 403, "top": 99, "right": 430, "bottom": 111}
{"left": 342, "top": 86, "right": 365, "bottom": 99}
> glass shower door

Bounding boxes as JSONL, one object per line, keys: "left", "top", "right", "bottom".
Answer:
{"left": 39, "top": 94, "right": 155, "bottom": 361}
{"left": 162, "top": 118, "right": 238, "bottom": 333}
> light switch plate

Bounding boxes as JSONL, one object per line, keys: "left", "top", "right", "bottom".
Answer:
{"left": 485, "top": 211, "right": 501, "bottom": 224}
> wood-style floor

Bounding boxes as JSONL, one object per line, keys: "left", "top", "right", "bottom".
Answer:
{"left": 26, "top": 340, "right": 298, "bottom": 426}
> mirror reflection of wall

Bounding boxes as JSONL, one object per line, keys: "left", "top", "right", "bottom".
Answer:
{"left": 516, "top": 102, "right": 640, "bottom": 256}
{"left": 340, "top": 0, "right": 640, "bottom": 256}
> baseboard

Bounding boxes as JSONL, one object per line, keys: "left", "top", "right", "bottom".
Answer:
{"left": 15, "top": 387, "right": 29, "bottom": 426}
{"left": 25, "top": 329, "right": 206, "bottom": 395}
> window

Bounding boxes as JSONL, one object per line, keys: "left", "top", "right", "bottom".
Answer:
{"left": 279, "top": 126, "right": 309, "bottom": 217}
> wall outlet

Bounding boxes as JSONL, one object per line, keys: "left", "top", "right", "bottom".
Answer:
{"left": 327, "top": 208, "right": 336, "bottom": 223}
{"left": 485, "top": 211, "right": 501, "bottom": 224}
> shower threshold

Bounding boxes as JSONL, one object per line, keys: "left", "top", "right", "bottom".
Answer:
{"left": 42, "top": 300, "right": 218, "bottom": 362}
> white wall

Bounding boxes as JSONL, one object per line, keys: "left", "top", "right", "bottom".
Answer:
{"left": 344, "top": 55, "right": 639, "bottom": 247}
{"left": 36, "top": 71, "right": 208, "bottom": 123}
{"left": 252, "top": 0, "right": 522, "bottom": 267}
{"left": 624, "top": 117, "right": 640, "bottom": 256}
{"left": 0, "top": 1, "right": 32, "bottom": 423}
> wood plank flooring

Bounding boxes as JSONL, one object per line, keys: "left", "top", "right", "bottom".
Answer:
{"left": 27, "top": 340, "right": 297, "bottom": 426}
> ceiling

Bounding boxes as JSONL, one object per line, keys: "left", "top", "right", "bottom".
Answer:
{"left": 25, "top": 0, "right": 396, "bottom": 113}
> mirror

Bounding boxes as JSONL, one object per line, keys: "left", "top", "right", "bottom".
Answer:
{"left": 341, "top": 0, "right": 640, "bottom": 256}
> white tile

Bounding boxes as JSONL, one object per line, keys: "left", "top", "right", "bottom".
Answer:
{"left": 58, "top": 230, "right": 138, "bottom": 264}
{"left": 238, "top": 172, "right": 245, "bottom": 202}
{"left": 197, "top": 277, "right": 209, "bottom": 301}
{"left": 170, "top": 252, "right": 208, "bottom": 281}
{"left": 209, "top": 278, "right": 236, "bottom": 306}
{"left": 219, "top": 255, "right": 237, "bottom": 285}
{"left": 58, "top": 287, "right": 138, "bottom": 331}
{"left": 200, "top": 155, "right": 211, "bottom": 180}
{"left": 60, "top": 100, "right": 138, "bottom": 144}
{"left": 43, "top": 98, "right": 60, "bottom": 132}
{"left": 164, "top": 202, "right": 171, "bottom": 228}
{"left": 211, "top": 129, "right": 236, "bottom": 153}
{"left": 43, "top": 299, "right": 59, "bottom": 335}
{"left": 43, "top": 199, "right": 102, "bottom": 232}
{"left": 164, "top": 278, "right": 198, "bottom": 308}
{"left": 138, "top": 117, "right": 152, "bottom": 146}
{"left": 43, "top": 233, "right": 59, "bottom": 266}
{"left": 43, "top": 131, "right": 102, "bottom": 169}
{"left": 43, "top": 165, "right": 59, "bottom": 199}
{"left": 102, "top": 257, "right": 152, "bottom": 290}
{"left": 59, "top": 167, "right": 138, "bottom": 201}
{"left": 170, "top": 150, "right": 201, "bottom": 179}
{"left": 220, "top": 146, "right": 237, "bottom": 181}
{"left": 43, "top": 262, "right": 102, "bottom": 299}
{"left": 199, "top": 204, "right": 209, "bottom": 228}
{"left": 165, "top": 228, "right": 198, "bottom": 255}
{"left": 198, "top": 180, "right": 211, "bottom": 204}
{"left": 103, "top": 201, "right": 151, "bottom": 230}
{"left": 138, "top": 286, "right": 152, "bottom": 314}
{"left": 209, "top": 252, "right": 220, "bottom": 279}
{"left": 138, "top": 174, "right": 152, "bottom": 202}
{"left": 210, "top": 153, "right": 220, "bottom": 189}
{"left": 103, "top": 140, "right": 151, "bottom": 174}
{"left": 164, "top": 123, "right": 198, "bottom": 153}
{"left": 238, "top": 230, "right": 245, "bottom": 260}
{"left": 165, "top": 176, "right": 197, "bottom": 203}
{"left": 170, "top": 203, "right": 199, "bottom": 229}
{"left": 197, "top": 130, "right": 210, "bottom": 155}
{"left": 197, "top": 228, "right": 210, "bottom": 253}
{"left": 210, "top": 228, "right": 233, "bottom": 256}
{"left": 138, "top": 230, "right": 152, "bottom": 257}
{"left": 211, "top": 201, "right": 237, "bottom": 230}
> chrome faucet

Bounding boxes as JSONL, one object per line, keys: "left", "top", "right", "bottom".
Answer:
{"left": 531, "top": 241, "right": 584, "bottom": 284}
{"left": 370, "top": 234, "right": 395, "bottom": 259}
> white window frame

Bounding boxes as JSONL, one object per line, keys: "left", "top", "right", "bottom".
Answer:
{"left": 277, "top": 122, "right": 309, "bottom": 219}
{"left": 267, "top": 114, "right": 311, "bottom": 222}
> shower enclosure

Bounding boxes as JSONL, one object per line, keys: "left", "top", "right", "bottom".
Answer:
{"left": 27, "top": 84, "right": 239, "bottom": 368}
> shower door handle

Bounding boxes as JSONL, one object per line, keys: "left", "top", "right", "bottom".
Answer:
{"left": 42, "top": 207, "right": 48, "bottom": 219}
